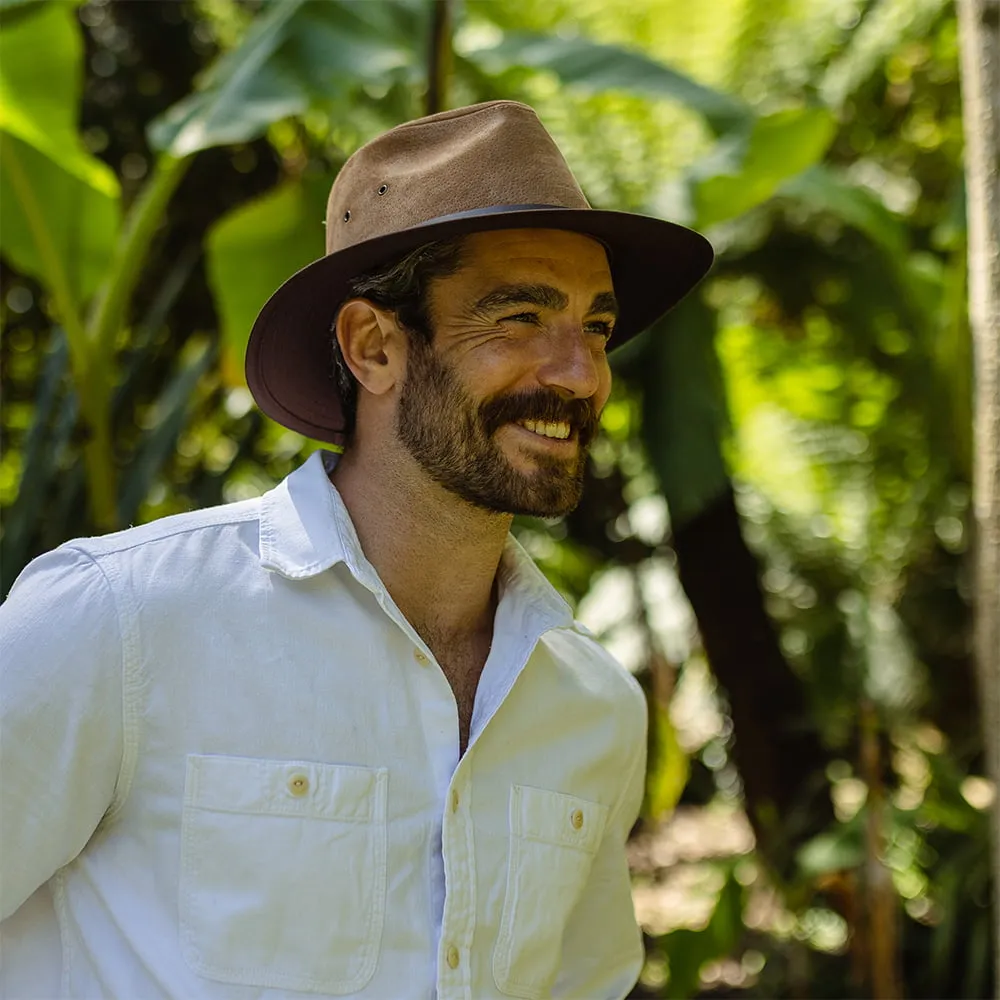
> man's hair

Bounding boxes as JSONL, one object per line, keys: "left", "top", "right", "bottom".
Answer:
{"left": 331, "top": 238, "right": 465, "bottom": 436}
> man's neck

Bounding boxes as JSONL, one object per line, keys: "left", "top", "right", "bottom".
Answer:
{"left": 329, "top": 443, "right": 512, "bottom": 645}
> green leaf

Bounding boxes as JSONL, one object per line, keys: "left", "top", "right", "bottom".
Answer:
{"left": 797, "top": 817, "right": 865, "bottom": 876}
{"left": 693, "top": 107, "right": 836, "bottom": 227}
{"left": 148, "top": 0, "right": 422, "bottom": 156}
{"left": 469, "top": 32, "right": 749, "bottom": 137}
{"left": 117, "top": 337, "right": 215, "bottom": 525}
{"left": 206, "top": 176, "right": 331, "bottom": 385}
{"left": 779, "top": 166, "right": 944, "bottom": 331}
{"left": 662, "top": 928, "right": 715, "bottom": 999}
{"left": 659, "top": 867, "right": 744, "bottom": 998}
{"left": 705, "top": 868, "right": 744, "bottom": 954}
{"left": 0, "top": 135, "right": 119, "bottom": 306}
{"left": 0, "top": 1, "right": 116, "bottom": 195}
{"left": 645, "top": 700, "right": 690, "bottom": 821}
{"left": 0, "top": 1, "right": 120, "bottom": 303}
{"left": 638, "top": 297, "right": 731, "bottom": 529}
{"left": 0, "top": 329, "right": 73, "bottom": 597}
{"left": 0, "top": 0, "right": 71, "bottom": 16}
{"left": 780, "top": 164, "right": 908, "bottom": 259}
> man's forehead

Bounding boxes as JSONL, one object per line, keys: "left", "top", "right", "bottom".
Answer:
{"left": 456, "top": 228, "right": 614, "bottom": 298}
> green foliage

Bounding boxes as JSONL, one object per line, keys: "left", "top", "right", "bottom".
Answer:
{"left": 148, "top": 0, "right": 426, "bottom": 156}
{"left": 633, "top": 298, "right": 730, "bottom": 530}
{"left": 658, "top": 866, "right": 745, "bottom": 998}
{"left": 646, "top": 699, "right": 692, "bottom": 822}
{"left": 693, "top": 107, "right": 837, "bottom": 227}
{"left": 206, "top": 176, "right": 330, "bottom": 383}
{"left": 0, "top": 1, "right": 119, "bottom": 303}
{"left": 469, "top": 32, "right": 750, "bottom": 137}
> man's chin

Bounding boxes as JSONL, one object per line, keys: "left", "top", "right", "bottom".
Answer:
{"left": 488, "top": 473, "right": 585, "bottom": 519}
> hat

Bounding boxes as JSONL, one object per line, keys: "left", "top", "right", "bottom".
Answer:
{"left": 245, "top": 101, "right": 713, "bottom": 443}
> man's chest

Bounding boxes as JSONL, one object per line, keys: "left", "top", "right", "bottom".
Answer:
{"left": 426, "top": 635, "right": 492, "bottom": 754}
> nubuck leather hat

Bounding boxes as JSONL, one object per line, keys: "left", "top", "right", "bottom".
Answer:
{"left": 245, "top": 100, "right": 714, "bottom": 444}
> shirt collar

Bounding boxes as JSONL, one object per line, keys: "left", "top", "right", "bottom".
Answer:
{"left": 258, "top": 450, "right": 354, "bottom": 580}
{"left": 497, "top": 533, "right": 575, "bottom": 631}
{"left": 259, "top": 450, "right": 575, "bottom": 631}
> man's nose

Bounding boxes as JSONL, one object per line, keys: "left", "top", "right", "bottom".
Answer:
{"left": 536, "top": 326, "right": 603, "bottom": 400}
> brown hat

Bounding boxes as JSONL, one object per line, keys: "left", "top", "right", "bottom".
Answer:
{"left": 245, "top": 100, "right": 713, "bottom": 443}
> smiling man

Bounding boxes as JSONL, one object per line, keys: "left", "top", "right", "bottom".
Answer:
{"left": 0, "top": 102, "right": 712, "bottom": 999}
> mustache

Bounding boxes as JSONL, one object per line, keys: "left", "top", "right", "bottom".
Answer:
{"left": 478, "top": 390, "right": 600, "bottom": 447}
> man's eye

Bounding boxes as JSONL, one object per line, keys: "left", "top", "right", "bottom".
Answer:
{"left": 501, "top": 312, "right": 539, "bottom": 324}
{"left": 585, "top": 320, "right": 614, "bottom": 339}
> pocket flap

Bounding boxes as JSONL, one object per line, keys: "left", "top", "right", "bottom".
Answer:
{"left": 184, "top": 754, "right": 386, "bottom": 822}
{"left": 510, "top": 785, "right": 607, "bottom": 853}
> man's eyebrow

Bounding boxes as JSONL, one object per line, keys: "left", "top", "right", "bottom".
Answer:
{"left": 589, "top": 292, "right": 619, "bottom": 318}
{"left": 473, "top": 285, "right": 620, "bottom": 318}
{"left": 473, "top": 284, "right": 569, "bottom": 313}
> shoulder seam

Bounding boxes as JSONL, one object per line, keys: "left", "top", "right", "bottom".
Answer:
{"left": 79, "top": 506, "right": 260, "bottom": 557}
{"left": 66, "top": 546, "right": 141, "bottom": 828}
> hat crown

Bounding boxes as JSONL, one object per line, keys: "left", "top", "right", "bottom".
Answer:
{"left": 324, "top": 101, "right": 590, "bottom": 254}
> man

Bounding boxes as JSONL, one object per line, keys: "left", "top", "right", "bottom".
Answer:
{"left": 0, "top": 101, "right": 712, "bottom": 998}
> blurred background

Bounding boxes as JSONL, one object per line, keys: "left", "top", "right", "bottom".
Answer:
{"left": 0, "top": 0, "right": 992, "bottom": 996}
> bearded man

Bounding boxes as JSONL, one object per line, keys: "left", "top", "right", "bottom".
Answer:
{"left": 0, "top": 102, "right": 712, "bottom": 999}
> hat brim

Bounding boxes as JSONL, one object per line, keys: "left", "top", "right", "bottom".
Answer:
{"left": 245, "top": 205, "right": 713, "bottom": 442}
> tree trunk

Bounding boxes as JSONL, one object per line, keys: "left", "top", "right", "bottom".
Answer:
{"left": 426, "top": 0, "right": 452, "bottom": 116}
{"left": 956, "top": 0, "right": 1000, "bottom": 988}
{"left": 671, "top": 488, "right": 835, "bottom": 876}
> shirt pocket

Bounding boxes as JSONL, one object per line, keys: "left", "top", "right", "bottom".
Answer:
{"left": 179, "top": 754, "right": 388, "bottom": 995}
{"left": 492, "top": 784, "right": 609, "bottom": 999}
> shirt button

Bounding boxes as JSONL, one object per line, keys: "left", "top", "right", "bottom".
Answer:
{"left": 450, "top": 789, "right": 460, "bottom": 813}
{"left": 446, "top": 945, "right": 460, "bottom": 969}
{"left": 571, "top": 808, "right": 584, "bottom": 830}
{"left": 413, "top": 650, "right": 430, "bottom": 666}
{"left": 288, "top": 774, "right": 310, "bottom": 797}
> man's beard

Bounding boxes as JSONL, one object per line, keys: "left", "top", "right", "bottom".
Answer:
{"left": 395, "top": 339, "right": 600, "bottom": 518}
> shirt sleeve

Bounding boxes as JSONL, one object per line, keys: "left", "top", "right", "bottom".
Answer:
{"left": 0, "top": 546, "right": 124, "bottom": 920}
{"left": 552, "top": 688, "right": 648, "bottom": 999}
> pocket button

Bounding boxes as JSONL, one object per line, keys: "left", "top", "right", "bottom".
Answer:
{"left": 570, "top": 808, "right": 584, "bottom": 830}
{"left": 446, "top": 945, "right": 460, "bottom": 969}
{"left": 288, "top": 773, "right": 310, "bottom": 797}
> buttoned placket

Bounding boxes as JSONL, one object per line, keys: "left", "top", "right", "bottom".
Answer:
{"left": 435, "top": 606, "right": 568, "bottom": 1000}
{"left": 320, "top": 465, "right": 579, "bottom": 994}
{"left": 437, "top": 751, "right": 475, "bottom": 1000}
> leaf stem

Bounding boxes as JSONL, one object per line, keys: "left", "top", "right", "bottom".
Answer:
{"left": 1, "top": 134, "right": 118, "bottom": 530}
{"left": 87, "top": 152, "right": 193, "bottom": 367}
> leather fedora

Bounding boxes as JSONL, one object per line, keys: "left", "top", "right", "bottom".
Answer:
{"left": 245, "top": 100, "right": 713, "bottom": 443}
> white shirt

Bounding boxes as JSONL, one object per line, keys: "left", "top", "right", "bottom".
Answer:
{"left": 0, "top": 450, "right": 647, "bottom": 999}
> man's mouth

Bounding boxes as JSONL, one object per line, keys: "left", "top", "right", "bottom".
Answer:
{"left": 516, "top": 419, "right": 572, "bottom": 441}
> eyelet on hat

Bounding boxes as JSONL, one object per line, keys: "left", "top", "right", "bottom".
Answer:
{"left": 343, "top": 210, "right": 351, "bottom": 222}
{"left": 377, "top": 183, "right": 389, "bottom": 195}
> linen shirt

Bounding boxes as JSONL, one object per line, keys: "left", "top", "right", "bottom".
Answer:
{"left": 0, "top": 450, "right": 647, "bottom": 999}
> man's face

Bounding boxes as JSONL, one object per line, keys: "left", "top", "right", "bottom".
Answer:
{"left": 395, "top": 229, "right": 615, "bottom": 518}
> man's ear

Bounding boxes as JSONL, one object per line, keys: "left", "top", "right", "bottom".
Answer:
{"left": 335, "top": 299, "right": 405, "bottom": 397}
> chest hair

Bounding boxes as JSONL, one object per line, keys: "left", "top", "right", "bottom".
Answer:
{"left": 419, "top": 627, "right": 492, "bottom": 754}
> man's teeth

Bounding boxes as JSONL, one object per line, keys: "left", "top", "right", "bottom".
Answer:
{"left": 519, "top": 419, "right": 571, "bottom": 440}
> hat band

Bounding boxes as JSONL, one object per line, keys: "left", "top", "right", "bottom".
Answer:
{"left": 412, "top": 203, "right": 567, "bottom": 226}
{"left": 403, "top": 203, "right": 612, "bottom": 259}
